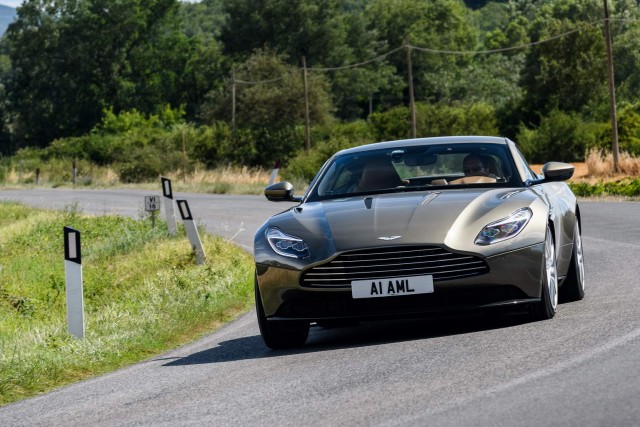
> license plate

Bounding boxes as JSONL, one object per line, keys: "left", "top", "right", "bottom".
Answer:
{"left": 351, "top": 275, "right": 434, "bottom": 299}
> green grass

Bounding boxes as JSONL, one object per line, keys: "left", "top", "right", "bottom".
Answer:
{"left": 569, "top": 178, "right": 640, "bottom": 199}
{"left": 0, "top": 202, "right": 255, "bottom": 406}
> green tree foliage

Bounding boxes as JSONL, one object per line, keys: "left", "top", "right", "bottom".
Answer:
{"left": 3, "top": 0, "right": 640, "bottom": 169}
{"left": 283, "top": 120, "right": 376, "bottom": 182}
{"left": 611, "top": 1, "right": 640, "bottom": 102}
{"left": 221, "top": 0, "right": 348, "bottom": 67}
{"left": 369, "top": 101, "right": 498, "bottom": 141}
{"left": 325, "top": 8, "right": 403, "bottom": 119}
{"left": 517, "top": 0, "right": 607, "bottom": 124}
{"left": 516, "top": 109, "right": 609, "bottom": 163}
{"left": 220, "top": 0, "right": 401, "bottom": 120}
{"left": 178, "top": 0, "right": 226, "bottom": 37}
{"left": 617, "top": 103, "right": 640, "bottom": 155}
{"left": 201, "top": 50, "right": 334, "bottom": 165}
{"left": 364, "top": 0, "right": 478, "bottom": 102}
{"left": 43, "top": 106, "right": 187, "bottom": 180}
{"left": 4, "top": 0, "right": 214, "bottom": 147}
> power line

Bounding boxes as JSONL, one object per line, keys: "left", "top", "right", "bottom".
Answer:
{"left": 235, "top": 75, "right": 288, "bottom": 85}
{"left": 411, "top": 20, "right": 601, "bottom": 55}
{"left": 233, "top": 17, "right": 621, "bottom": 85}
{"left": 309, "top": 46, "right": 405, "bottom": 72}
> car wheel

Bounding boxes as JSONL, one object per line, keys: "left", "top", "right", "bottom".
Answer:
{"left": 560, "top": 220, "right": 585, "bottom": 303}
{"left": 255, "top": 274, "right": 309, "bottom": 349}
{"left": 531, "top": 226, "right": 558, "bottom": 320}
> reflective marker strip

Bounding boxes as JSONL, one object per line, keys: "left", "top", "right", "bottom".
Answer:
{"left": 176, "top": 200, "right": 193, "bottom": 220}
{"left": 162, "top": 177, "right": 173, "bottom": 199}
{"left": 68, "top": 232, "right": 77, "bottom": 259}
{"left": 64, "top": 226, "right": 81, "bottom": 264}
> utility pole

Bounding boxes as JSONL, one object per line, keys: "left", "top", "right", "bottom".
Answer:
{"left": 405, "top": 36, "right": 417, "bottom": 139}
{"left": 302, "top": 56, "right": 311, "bottom": 153}
{"left": 231, "top": 69, "right": 237, "bottom": 134}
{"left": 603, "top": 0, "right": 620, "bottom": 172}
{"left": 181, "top": 127, "right": 187, "bottom": 177}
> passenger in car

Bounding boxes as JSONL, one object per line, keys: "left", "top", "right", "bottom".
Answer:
{"left": 356, "top": 156, "right": 404, "bottom": 191}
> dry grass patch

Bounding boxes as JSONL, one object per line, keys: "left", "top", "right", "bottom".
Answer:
{"left": 532, "top": 150, "right": 640, "bottom": 183}
{"left": 585, "top": 149, "right": 640, "bottom": 178}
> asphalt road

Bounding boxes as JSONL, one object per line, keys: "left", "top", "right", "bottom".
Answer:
{"left": 0, "top": 189, "right": 639, "bottom": 426}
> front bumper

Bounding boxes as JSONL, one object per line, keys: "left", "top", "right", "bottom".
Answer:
{"left": 256, "top": 242, "right": 545, "bottom": 321}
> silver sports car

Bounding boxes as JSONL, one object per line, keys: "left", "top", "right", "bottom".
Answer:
{"left": 254, "top": 136, "right": 585, "bottom": 349}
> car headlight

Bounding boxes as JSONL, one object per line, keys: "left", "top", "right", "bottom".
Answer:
{"left": 266, "top": 228, "right": 310, "bottom": 259}
{"left": 475, "top": 208, "right": 533, "bottom": 246}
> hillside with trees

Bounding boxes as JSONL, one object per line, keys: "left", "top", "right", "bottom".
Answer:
{"left": 0, "top": 0, "right": 639, "bottom": 182}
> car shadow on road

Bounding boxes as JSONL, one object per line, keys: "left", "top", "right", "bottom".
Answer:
{"left": 162, "top": 311, "right": 532, "bottom": 367}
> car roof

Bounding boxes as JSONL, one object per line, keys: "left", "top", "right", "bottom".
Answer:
{"left": 337, "top": 136, "right": 511, "bottom": 156}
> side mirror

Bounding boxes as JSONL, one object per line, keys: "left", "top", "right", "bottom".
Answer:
{"left": 541, "top": 162, "right": 574, "bottom": 182}
{"left": 264, "top": 181, "right": 302, "bottom": 202}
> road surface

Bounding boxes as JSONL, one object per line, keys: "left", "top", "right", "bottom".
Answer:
{"left": 0, "top": 189, "right": 638, "bottom": 426}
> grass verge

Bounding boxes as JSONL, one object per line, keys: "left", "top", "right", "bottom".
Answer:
{"left": 0, "top": 202, "right": 255, "bottom": 406}
{"left": 569, "top": 178, "right": 640, "bottom": 199}
{"left": 2, "top": 164, "right": 274, "bottom": 195}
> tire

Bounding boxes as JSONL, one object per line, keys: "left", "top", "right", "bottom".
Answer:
{"left": 560, "top": 220, "right": 585, "bottom": 303}
{"left": 531, "top": 226, "right": 558, "bottom": 320}
{"left": 255, "top": 275, "right": 309, "bottom": 349}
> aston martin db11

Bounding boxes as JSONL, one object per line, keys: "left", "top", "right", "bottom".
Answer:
{"left": 254, "top": 136, "right": 585, "bottom": 349}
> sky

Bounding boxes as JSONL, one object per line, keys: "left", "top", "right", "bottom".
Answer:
{"left": 1, "top": 0, "right": 199, "bottom": 7}
{"left": 0, "top": 1, "right": 22, "bottom": 7}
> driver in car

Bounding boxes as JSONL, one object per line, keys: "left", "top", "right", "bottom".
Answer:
{"left": 462, "top": 154, "right": 489, "bottom": 176}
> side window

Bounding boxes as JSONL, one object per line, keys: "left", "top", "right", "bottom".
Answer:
{"left": 316, "top": 162, "right": 338, "bottom": 196}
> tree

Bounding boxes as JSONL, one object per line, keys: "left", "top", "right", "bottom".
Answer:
{"left": 4, "top": 0, "right": 197, "bottom": 147}
{"left": 517, "top": 0, "right": 607, "bottom": 124}
{"left": 610, "top": 0, "right": 640, "bottom": 104}
{"left": 221, "top": 0, "right": 350, "bottom": 68}
{"left": 200, "top": 50, "right": 334, "bottom": 165}
{"left": 322, "top": 8, "right": 403, "bottom": 119}
{"left": 364, "top": 0, "right": 479, "bottom": 103}
{"left": 220, "top": 0, "right": 402, "bottom": 120}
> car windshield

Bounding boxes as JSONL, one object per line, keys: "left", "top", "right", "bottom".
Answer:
{"left": 308, "top": 143, "right": 522, "bottom": 201}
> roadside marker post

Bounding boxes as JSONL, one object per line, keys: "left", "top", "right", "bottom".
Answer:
{"left": 145, "top": 195, "right": 160, "bottom": 228}
{"left": 176, "top": 199, "right": 206, "bottom": 265}
{"left": 268, "top": 160, "right": 280, "bottom": 185}
{"left": 64, "top": 227, "right": 84, "bottom": 339}
{"left": 161, "top": 177, "right": 177, "bottom": 236}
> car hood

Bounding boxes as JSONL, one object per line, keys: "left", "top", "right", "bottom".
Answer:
{"left": 256, "top": 188, "right": 548, "bottom": 266}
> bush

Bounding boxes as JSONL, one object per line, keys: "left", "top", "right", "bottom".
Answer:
{"left": 282, "top": 137, "right": 351, "bottom": 183}
{"left": 618, "top": 103, "right": 640, "bottom": 156}
{"left": 187, "top": 122, "right": 233, "bottom": 168}
{"left": 117, "top": 145, "right": 183, "bottom": 183}
{"left": 282, "top": 121, "right": 375, "bottom": 182}
{"left": 368, "top": 101, "right": 499, "bottom": 142}
{"left": 517, "top": 109, "right": 609, "bottom": 163}
{"left": 569, "top": 178, "right": 640, "bottom": 197}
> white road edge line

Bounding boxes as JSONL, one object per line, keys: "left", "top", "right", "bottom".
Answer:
{"left": 390, "top": 325, "right": 640, "bottom": 425}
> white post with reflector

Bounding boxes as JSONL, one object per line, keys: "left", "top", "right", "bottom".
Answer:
{"left": 268, "top": 160, "right": 280, "bottom": 185}
{"left": 161, "top": 177, "right": 177, "bottom": 236}
{"left": 64, "top": 226, "right": 84, "bottom": 339}
{"left": 176, "top": 199, "right": 206, "bottom": 265}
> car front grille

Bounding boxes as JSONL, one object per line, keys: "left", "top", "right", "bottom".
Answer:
{"left": 300, "top": 245, "right": 489, "bottom": 288}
